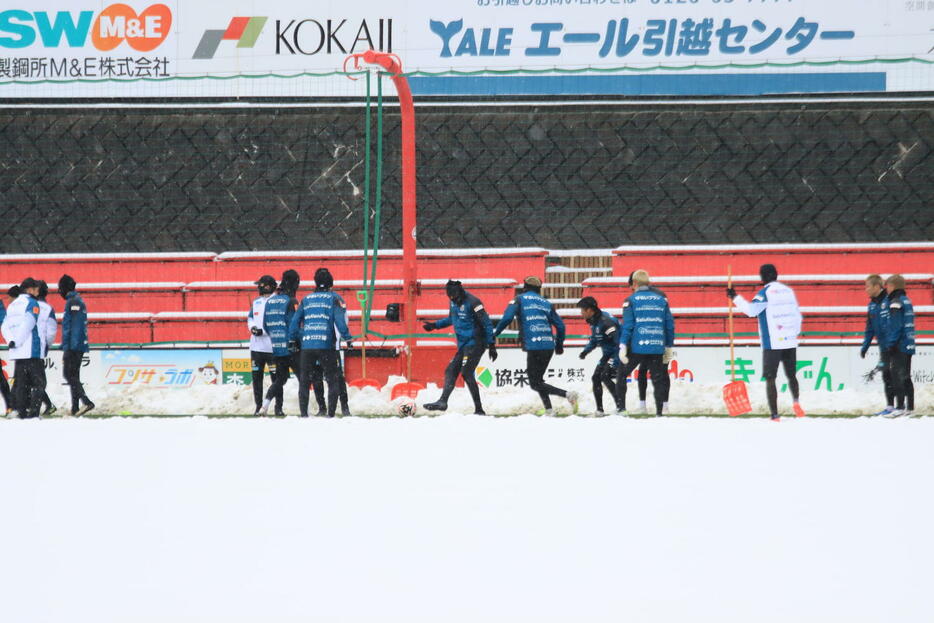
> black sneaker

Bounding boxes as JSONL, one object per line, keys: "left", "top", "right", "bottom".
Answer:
{"left": 423, "top": 400, "right": 448, "bottom": 411}
{"left": 474, "top": 409, "right": 487, "bottom": 416}
{"left": 274, "top": 409, "right": 286, "bottom": 417}
{"left": 76, "top": 401, "right": 95, "bottom": 416}
{"left": 42, "top": 404, "right": 57, "bottom": 417}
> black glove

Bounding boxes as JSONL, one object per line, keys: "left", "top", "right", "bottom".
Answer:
{"left": 422, "top": 322, "right": 435, "bottom": 332}
{"left": 346, "top": 340, "right": 354, "bottom": 350}
{"left": 7, "top": 341, "right": 14, "bottom": 349}
{"left": 726, "top": 287, "right": 737, "bottom": 299}
{"left": 250, "top": 327, "right": 263, "bottom": 336}
{"left": 859, "top": 347, "right": 867, "bottom": 359}
{"left": 287, "top": 339, "right": 300, "bottom": 353}
{"left": 488, "top": 344, "right": 498, "bottom": 362}
{"left": 554, "top": 342, "right": 564, "bottom": 355}
{"left": 578, "top": 350, "right": 587, "bottom": 360}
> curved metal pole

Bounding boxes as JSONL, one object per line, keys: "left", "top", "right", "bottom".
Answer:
{"left": 355, "top": 51, "right": 418, "bottom": 380}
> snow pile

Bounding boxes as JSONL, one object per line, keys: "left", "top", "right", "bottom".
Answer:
{"left": 41, "top": 374, "right": 931, "bottom": 417}
{"left": 0, "top": 416, "right": 930, "bottom": 622}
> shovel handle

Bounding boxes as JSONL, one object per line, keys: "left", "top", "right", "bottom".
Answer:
{"left": 727, "top": 265, "right": 735, "bottom": 382}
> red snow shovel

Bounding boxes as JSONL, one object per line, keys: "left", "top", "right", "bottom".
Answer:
{"left": 723, "top": 266, "right": 752, "bottom": 417}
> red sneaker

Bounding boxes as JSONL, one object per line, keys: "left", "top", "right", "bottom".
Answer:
{"left": 793, "top": 403, "right": 806, "bottom": 418}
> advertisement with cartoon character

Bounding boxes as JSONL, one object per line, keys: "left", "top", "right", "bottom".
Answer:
{"left": 100, "top": 349, "right": 223, "bottom": 389}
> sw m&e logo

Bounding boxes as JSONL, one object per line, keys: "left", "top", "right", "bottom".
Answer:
{"left": 0, "top": 4, "right": 172, "bottom": 51}
{"left": 193, "top": 17, "right": 267, "bottom": 59}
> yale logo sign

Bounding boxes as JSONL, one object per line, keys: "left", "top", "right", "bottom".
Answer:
{"left": 0, "top": 3, "right": 172, "bottom": 51}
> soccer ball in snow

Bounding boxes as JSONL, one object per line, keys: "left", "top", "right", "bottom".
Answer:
{"left": 396, "top": 399, "right": 416, "bottom": 418}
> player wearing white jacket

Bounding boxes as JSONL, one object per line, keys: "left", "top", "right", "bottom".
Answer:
{"left": 0, "top": 278, "right": 50, "bottom": 418}
{"left": 247, "top": 275, "right": 277, "bottom": 416}
{"left": 727, "top": 264, "right": 805, "bottom": 421}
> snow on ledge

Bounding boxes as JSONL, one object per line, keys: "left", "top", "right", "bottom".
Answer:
{"left": 614, "top": 242, "right": 934, "bottom": 253}
{"left": 546, "top": 249, "right": 616, "bottom": 257}
{"left": 155, "top": 311, "right": 247, "bottom": 320}
{"left": 0, "top": 252, "right": 216, "bottom": 261}
{"left": 87, "top": 312, "right": 153, "bottom": 321}
{"left": 216, "top": 247, "right": 547, "bottom": 260}
{"left": 583, "top": 273, "right": 934, "bottom": 285}
{"left": 557, "top": 305, "right": 934, "bottom": 316}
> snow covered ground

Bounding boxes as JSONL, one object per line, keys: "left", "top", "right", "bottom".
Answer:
{"left": 0, "top": 415, "right": 931, "bottom": 622}
{"left": 39, "top": 374, "right": 933, "bottom": 418}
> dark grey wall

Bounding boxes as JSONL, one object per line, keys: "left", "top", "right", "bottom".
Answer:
{"left": 1, "top": 101, "right": 931, "bottom": 252}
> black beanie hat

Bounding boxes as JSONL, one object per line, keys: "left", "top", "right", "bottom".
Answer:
{"left": 577, "top": 296, "right": 599, "bottom": 311}
{"left": 314, "top": 268, "right": 334, "bottom": 289}
{"left": 281, "top": 269, "right": 300, "bottom": 295}
{"left": 58, "top": 274, "right": 77, "bottom": 296}
{"left": 445, "top": 279, "right": 465, "bottom": 301}
{"left": 759, "top": 264, "right": 778, "bottom": 284}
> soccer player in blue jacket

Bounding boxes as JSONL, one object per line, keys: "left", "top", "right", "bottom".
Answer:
{"left": 36, "top": 281, "right": 58, "bottom": 416}
{"left": 257, "top": 282, "right": 294, "bottom": 417}
{"left": 577, "top": 296, "right": 623, "bottom": 415}
{"left": 882, "top": 274, "right": 915, "bottom": 417}
{"left": 59, "top": 275, "right": 94, "bottom": 416}
{"left": 617, "top": 270, "right": 675, "bottom": 416}
{"left": 493, "top": 276, "right": 577, "bottom": 415}
{"left": 629, "top": 270, "right": 668, "bottom": 413}
{"left": 288, "top": 268, "right": 353, "bottom": 418}
{"left": 422, "top": 280, "right": 496, "bottom": 415}
{"left": 860, "top": 274, "right": 894, "bottom": 415}
{"left": 247, "top": 275, "right": 279, "bottom": 416}
{"left": 279, "top": 269, "right": 331, "bottom": 416}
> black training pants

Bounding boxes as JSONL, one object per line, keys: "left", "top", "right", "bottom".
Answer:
{"left": 63, "top": 350, "right": 90, "bottom": 414}
{"left": 889, "top": 351, "right": 914, "bottom": 411}
{"left": 762, "top": 348, "right": 800, "bottom": 417}
{"left": 299, "top": 349, "right": 342, "bottom": 417}
{"left": 0, "top": 366, "right": 11, "bottom": 412}
{"left": 879, "top": 350, "right": 895, "bottom": 407}
{"left": 251, "top": 351, "right": 274, "bottom": 410}
{"left": 592, "top": 355, "right": 620, "bottom": 413}
{"left": 616, "top": 353, "right": 667, "bottom": 414}
{"left": 526, "top": 350, "right": 567, "bottom": 410}
{"left": 265, "top": 355, "right": 292, "bottom": 411}
{"left": 440, "top": 343, "right": 486, "bottom": 412}
{"left": 13, "top": 358, "right": 46, "bottom": 418}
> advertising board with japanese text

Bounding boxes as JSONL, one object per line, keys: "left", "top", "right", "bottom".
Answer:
{"left": 0, "top": 0, "right": 931, "bottom": 98}
{"left": 2, "top": 345, "right": 929, "bottom": 415}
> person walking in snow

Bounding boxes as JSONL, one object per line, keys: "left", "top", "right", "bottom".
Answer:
{"left": 727, "top": 263, "right": 804, "bottom": 421}
{"left": 493, "top": 276, "right": 578, "bottom": 415}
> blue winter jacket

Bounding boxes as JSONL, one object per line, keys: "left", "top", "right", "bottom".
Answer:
{"left": 289, "top": 289, "right": 352, "bottom": 350}
{"left": 620, "top": 286, "right": 675, "bottom": 355}
{"left": 263, "top": 293, "right": 294, "bottom": 357}
{"left": 493, "top": 290, "right": 565, "bottom": 351}
{"left": 430, "top": 291, "right": 494, "bottom": 349}
{"left": 582, "top": 310, "right": 621, "bottom": 364}
{"left": 860, "top": 293, "right": 888, "bottom": 356}
{"left": 61, "top": 291, "right": 89, "bottom": 353}
{"left": 883, "top": 290, "right": 916, "bottom": 354}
